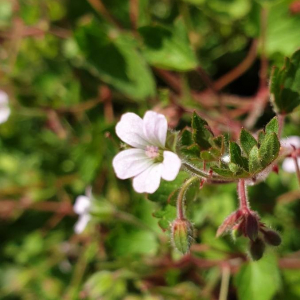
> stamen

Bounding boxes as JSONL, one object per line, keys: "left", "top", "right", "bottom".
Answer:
{"left": 145, "top": 145, "right": 159, "bottom": 159}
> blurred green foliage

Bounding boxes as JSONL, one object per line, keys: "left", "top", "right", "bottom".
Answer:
{"left": 1, "top": 0, "right": 300, "bottom": 299}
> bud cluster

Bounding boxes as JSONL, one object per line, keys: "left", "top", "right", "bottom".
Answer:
{"left": 217, "top": 208, "right": 281, "bottom": 261}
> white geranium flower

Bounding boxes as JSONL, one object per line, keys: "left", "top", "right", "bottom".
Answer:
{"left": 0, "top": 90, "right": 10, "bottom": 124}
{"left": 281, "top": 136, "right": 300, "bottom": 173}
{"left": 73, "top": 191, "right": 92, "bottom": 234}
{"left": 113, "top": 111, "right": 181, "bottom": 194}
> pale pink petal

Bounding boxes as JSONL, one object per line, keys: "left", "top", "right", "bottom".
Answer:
{"left": 74, "top": 195, "right": 91, "bottom": 214}
{"left": 0, "top": 91, "right": 8, "bottom": 105}
{"left": 282, "top": 157, "right": 300, "bottom": 173}
{"left": 74, "top": 214, "right": 91, "bottom": 234}
{"left": 133, "top": 163, "right": 162, "bottom": 193}
{"left": 116, "top": 113, "right": 148, "bottom": 148}
{"left": 161, "top": 151, "right": 181, "bottom": 181}
{"left": 113, "top": 149, "right": 153, "bottom": 180}
{"left": 281, "top": 136, "right": 300, "bottom": 149}
{"left": 0, "top": 106, "right": 10, "bottom": 124}
{"left": 143, "top": 111, "right": 168, "bottom": 148}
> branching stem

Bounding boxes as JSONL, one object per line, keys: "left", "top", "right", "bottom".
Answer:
{"left": 183, "top": 162, "right": 235, "bottom": 183}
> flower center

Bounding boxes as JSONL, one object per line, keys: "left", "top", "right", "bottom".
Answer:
{"left": 145, "top": 145, "right": 159, "bottom": 159}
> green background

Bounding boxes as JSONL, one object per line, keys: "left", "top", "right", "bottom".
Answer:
{"left": 1, "top": 0, "right": 300, "bottom": 299}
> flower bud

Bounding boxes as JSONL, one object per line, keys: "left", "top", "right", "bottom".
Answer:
{"left": 249, "top": 238, "right": 265, "bottom": 261}
{"left": 231, "top": 223, "right": 243, "bottom": 240}
{"left": 171, "top": 218, "right": 194, "bottom": 254}
{"left": 245, "top": 212, "right": 259, "bottom": 241}
{"left": 262, "top": 229, "right": 282, "bottom": 246}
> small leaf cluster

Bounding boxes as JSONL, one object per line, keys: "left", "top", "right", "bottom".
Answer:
{"left": 180, "top": 112, "right": 281, "bottom": 180}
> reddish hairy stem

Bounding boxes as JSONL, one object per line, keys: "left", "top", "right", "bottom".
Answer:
{"left": 213, "top": 40, "right": 258, "bottom": 91}
{"left": 238, "top": 179, "right": 250, "bottom": 212}
{"left": 129, "top": 0, "right": 139, "bottom": 30}
{"left": 278, "top": 114, "right": 285, "bottom": 138}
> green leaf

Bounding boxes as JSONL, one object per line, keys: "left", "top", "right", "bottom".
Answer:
{"left": 229, "top": 142, "right": 248, "bottom": 171}
{"left": 191, "top": 112, "right": 214, "bottom": 150}
{"left": 235, "top": 255, "right": 281, "bottom": 300}
{"left": 249, "top": 146, "right": 262, "bottom": 174}
{"left": 211, "top": 167, "right": 234, "bottom": 178}
{"left": 153, "top": 204, "right": 177, "bottom": 230}
{"left": 180, "top": 128, "right": 201, "bottom": 158}
{"left": 138, "top": 21, "right": 198, "bottom": 71}
{"left": 270, "top": 49, "right": 300, "bottom": 114}
{"left": 266, "top": 1, "right": 300, "bottom": 57}
{"left": 211, "top": 135, "right": 224, "bottom": 152}
{"left": 265, "top": 116, "right": 279, "bottom": 134}
{"left": 258, "top": 132, "right": 280, "bottom": 168}
{"left": 75, "top": 20, "right": 155, "bottom": 100}
{"left": 228, "top": 162, "right": 240, "bottom": 173}
{"left": 240, "top": 129, "right": 257, "bottom": 156}
{"left": 200, "top": 148, "right": 221, "bottom": 162}
{"left": 181, "top": 128, "right": 194, "bottom": 146}
{"left": 257, "top": 130, "right": 265, "bottom": 146}
{"left": 166, "top": 131, "right": 179, "bottom": 152}
{"left": 85, "top": 271, "right": 127, "bottom": 299}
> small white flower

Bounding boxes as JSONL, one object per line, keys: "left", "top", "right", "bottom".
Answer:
{"left": 281, "top": 136, "right": 300, "bottom": 173}
{"left": 113, "top": 111, "right": 181, "bottom": 194}
{"left": 73, "top": 194, "right": 92, "bottom": 234}
{"left": 0, "top": 90, "right": 10, "bottom": 124}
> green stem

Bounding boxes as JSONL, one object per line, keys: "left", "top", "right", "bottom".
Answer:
{"left": 183, "top": 162, "right": 235, "bottom": 183}
{"left": 219, "top": 264, "right": 231, "bottom": 300}
{"left": 64, "top": 242, "right": 93, "bottom": 299}
{"left": 177, "top": 176, "right": 199, "bottom": 220}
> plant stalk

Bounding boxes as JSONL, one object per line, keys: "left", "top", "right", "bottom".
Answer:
{"left": 177, "top": 176, "right": 199, "bottom": 220}
{"left": 238, "top": 179, "right": 250, "bottom": 212}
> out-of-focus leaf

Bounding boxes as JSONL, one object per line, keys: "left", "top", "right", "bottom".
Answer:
{"left": 270, "top": 49, "right": 300, "bottom": 114}
{"left": 148, "top": 172, "right": 189, "bottom": 203}
{"left": 0, "top": 0, "right": 12, "bottom": 27}
{"left": 207, "top": 0, "right": 252, "bottom": 22}
{"left": 85, "top": 271, "right": 127, "bottom": 300}
{"left": 266, "top": 1, "right": 300, "bottom": 57}
{"left": 153, "top": 204, "right": 177, "bottom": 230}
{"left": 75, "top": 20, "right": 156, "bottom": 100}
{"left": 235, "top": 255, "right": 281, "bottom": 300}
{"left": 138, "top": 21, "right": 198, "bottom": 71}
